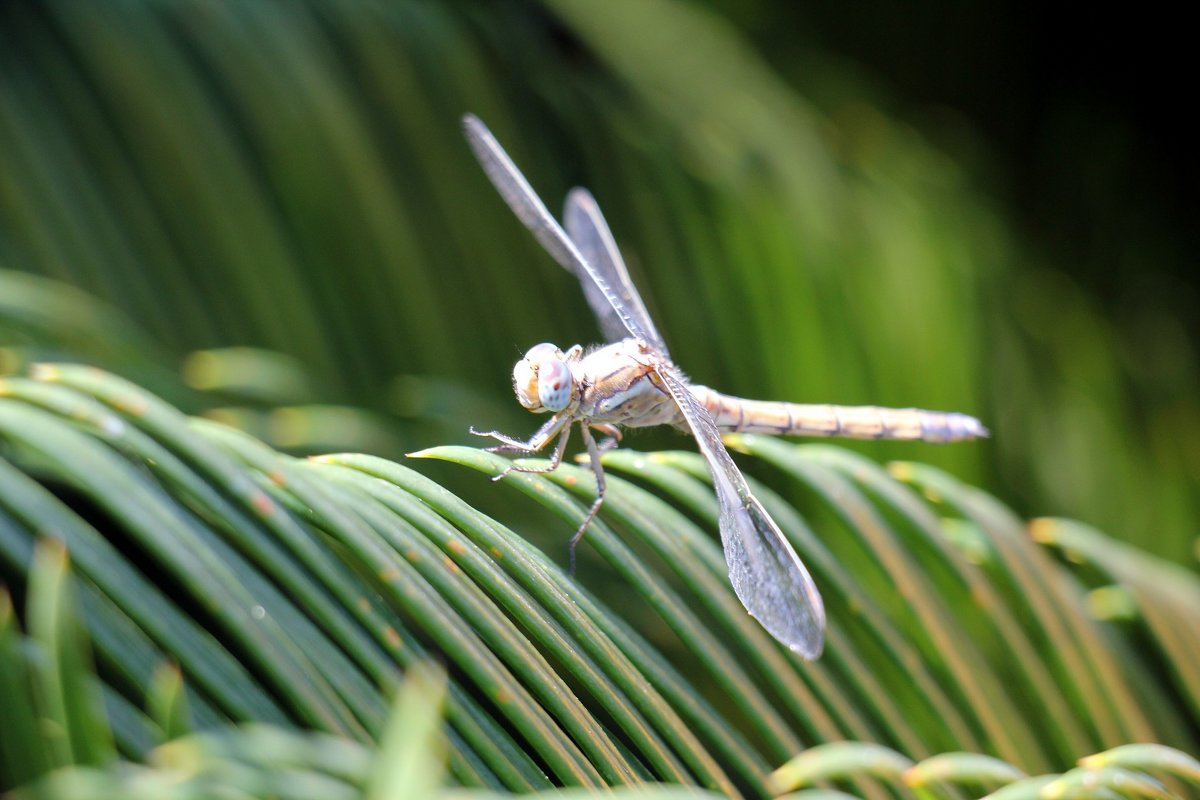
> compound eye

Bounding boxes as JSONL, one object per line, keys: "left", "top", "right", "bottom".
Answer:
{"left": 523, "top": 342, "right": 562, "bottom": 362}
{"left": 512, "top": 358, "right": 539, "bottom": 409}
{"left": 512, "top": 343, "right": 569, "bottom": 412}
{"left": 537, "top": 358, "right": 572, "bottom": 412}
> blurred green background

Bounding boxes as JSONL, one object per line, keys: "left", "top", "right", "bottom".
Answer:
{"left": 1, "top": 0, "right": 1195, "bottom": 569}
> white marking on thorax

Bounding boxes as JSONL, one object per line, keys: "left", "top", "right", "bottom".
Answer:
{"left": 571, "top": 340, "right": 678, "bottom": 426}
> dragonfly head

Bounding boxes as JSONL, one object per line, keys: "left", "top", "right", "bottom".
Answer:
{"left": 513, "top": 342, "right": 575, "bottom": 413}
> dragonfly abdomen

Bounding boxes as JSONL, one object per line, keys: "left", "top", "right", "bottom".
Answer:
{"left": 696, "top": 388, "right": 988, "bottom": 443}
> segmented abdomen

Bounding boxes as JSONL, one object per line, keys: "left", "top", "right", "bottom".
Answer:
{"left": 694, "top": 387, "right": 988, "bottom": 443}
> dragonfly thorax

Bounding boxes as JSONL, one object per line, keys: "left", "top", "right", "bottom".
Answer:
{"left": 512, "top": 342, "right": 580, "bottom": 413}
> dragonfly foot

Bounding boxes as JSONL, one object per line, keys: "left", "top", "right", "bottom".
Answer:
{"left": 567, "top": 493, "right": 605, "bottom": 576}
{"left": 470, "top": 426, "right": 535, "bottom": 452}
{"left": 495, "top": 459, "right": 563, "bottom": 479}
{"left": 484, "top": 444, "right": 529, "bottom": 456}
{"left": 568, "top": 523, "right": 585, "bottom": 576}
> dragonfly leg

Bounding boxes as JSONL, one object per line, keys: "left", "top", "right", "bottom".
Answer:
{"left": 568, "top": 423, "right": 608, "bottom": 575}
{"left": 494, "top": 426, "right": 571, "bottom": 482}
{"left": 468, "top": 427, "right": 538, "bottom": 453}
{"left": 469, "top": 413, "right": 568, "bottom": 454}
{"left": 590, "top": 423, "right": 623, "bottom": 455}
{"left": 470, "top": 414, "right": 572, "bottom": 481}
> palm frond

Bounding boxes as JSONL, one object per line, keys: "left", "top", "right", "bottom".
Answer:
{"left": 1, "top": 366, "right": 1196, "bottom": 797}
{"left": 2, "top": 0, "right": 1196, "bottom": 565}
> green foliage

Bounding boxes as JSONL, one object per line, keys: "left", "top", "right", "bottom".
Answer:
{"left": 1, "top": 0, "right": 1196, "bottom": 566}
{"left": 2, "top": 1, "right": 1197, "bottom": 796}
{"left": 1, "top": 366, "right": 1197, "bottom": 798}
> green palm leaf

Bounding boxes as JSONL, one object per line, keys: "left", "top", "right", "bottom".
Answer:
{"left": 2, "top": 1, "right": 1196, "bottom": 797}
{"left": 2, "top": 0, "right": 1196, "bottom": 566}
{"left": 2, "top": 366, "right": 1197, "bottom": 797}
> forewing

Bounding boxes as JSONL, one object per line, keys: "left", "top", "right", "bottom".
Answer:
{"left": 563, "top": 188, "right": 669, "bottom": 354}
{"left": 656, "top": 366, "right": 825, "bottom": 658}
{"left": 462, "top": 115, "right": 654, "bottom": 345}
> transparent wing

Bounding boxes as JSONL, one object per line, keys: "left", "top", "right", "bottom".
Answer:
{"left": 462, "top": 114, "right": 655, "bottom": 346}
{"left": 563, "top": 188, "right": 669, "bottom": 354}
{"left": 655, "top": 365, "right": 825, "bottom": 658}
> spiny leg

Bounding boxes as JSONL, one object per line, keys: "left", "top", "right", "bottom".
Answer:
{"left": 469, "top": 413, "right": 568, "bottom": 455}
{"left": 468, "top": 426, "right": 540, "bottom": 454}
{"left": 591, "top": 423, "right": 623, "bottom": 455}
{"left": 493, "top": 426, "right": 571, "bottom": 482}
{"left": 568, "top": 423, "right": 608, "bottom": 575}
{"left": 469, "top": 414, "right": 573, "bottom": 482}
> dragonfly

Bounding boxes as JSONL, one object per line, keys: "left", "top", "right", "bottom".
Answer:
{"left": 462, "top": 114, "right": 987, "bottom": 659}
